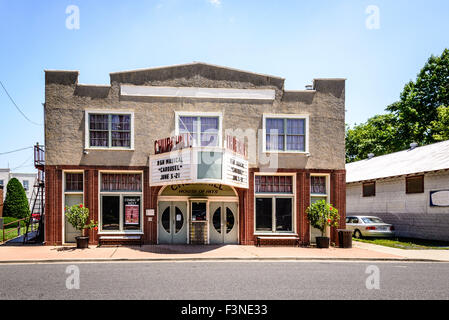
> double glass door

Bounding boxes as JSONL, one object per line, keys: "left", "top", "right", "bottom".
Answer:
{"left": 209, "top": 202, "right": 238, "bottom": 244}
{"left": 158, "top": 201, "right": 188, "bottom": 244}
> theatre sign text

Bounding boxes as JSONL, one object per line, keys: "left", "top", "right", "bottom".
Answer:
{"left": 150, "top": 135, "right": 249, "bottom": 189}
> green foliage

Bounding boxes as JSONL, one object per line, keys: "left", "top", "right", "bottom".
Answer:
{"left": 346, "top": 114, "right": 400, "bottom": 163}
{"left": 430, "top": 105, "right": 449, "bottom": 141}
{"left": 346, "top": 48, "right": 449, "bottom": 162}
{"left": 386, "top": 48, "right": 449, "bottom": 146}
{"left": 306, "top": 200, "right": 340, "bottom": 237}
{"left": 65, "top": 204, "right": 97, "bottom": 231}
{"left": 1, "top": 217, "right": 26, "bottom": 229}
{"left": 3, "top": 178, "right": 30, "bottom": 219}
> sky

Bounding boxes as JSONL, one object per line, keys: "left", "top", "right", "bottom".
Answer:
{"left": 0, "top": 0, "right": 448, "bottom": 172}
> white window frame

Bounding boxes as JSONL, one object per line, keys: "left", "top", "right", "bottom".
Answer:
{"left": 175, "top": 111, "right": 223, "bottom": 148}
{"left": 98, "top": 170, "right": 144, "bottom": 235}
{"left": 85, "top": 110, "right": 135, "bottom": 150}
{"left": 62, "top": 170, "right": 85, "bottom": 244}
{"left": 310, "top": 173, "right": 331, "bottom": 241}
{"left": 253, "top": 173, "right": 297, "bottom": 235}
{"left": 262, "top": 113, "right": 310, "bottom": 154}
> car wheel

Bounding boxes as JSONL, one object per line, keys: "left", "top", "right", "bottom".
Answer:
{"left": 354, "top": 230, "right": 362, "bottom": 239}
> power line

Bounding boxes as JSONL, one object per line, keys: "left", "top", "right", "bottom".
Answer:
{"left": 0, "top": 80, "right": 43, "bottom": 126}
{"left": 11, "top": 155, "right": 33, "bottom": 170}
{"left": 0, "top": 146, "right": 33, "bottom": 156}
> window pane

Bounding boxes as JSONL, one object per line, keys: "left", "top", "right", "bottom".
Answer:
{"left": 256, "top": 198, "right": 272, "bottom": 232}
{"left": 266, "top": 134, "right": 284, "bottom": 151}
{"left": 276, "top": 198, "right": 292, "bottom": 232}
{"left": 311, "top": 196, "right": 327, "bottom": 204}
{"left": 200, "top": 117, "right": 218, "bottom": 133}
{"left": 201, "top": 133, "right": 219, "bottom": 146}
{"left": 111, "top": 131, "right": 131, "bottom": 147}
{"left": 90, "top": 131, "right": 108, "bottom": 147}
{"left": 89, "top": 114, "right": 109, "bottom": 130}
{"left": 286, "top": 135, "right": 305, "bottom": 151}
{"left": 266, "top": 118, "right": 284, "bottom": 134}
{"left": 102, "top": 196, "right": 120, "bottom": 231}
{"left": 111, "top": 115, "right": 130, "bottom": 131}
{"left": 65, "top": 173, "right": 83, "bottom": 192}
{"left": 226, "top": 207, "right": 235, "bottom": 233}
{"left": 123, "top": 196, "right": 140, "bottom": 231}
{"left": 287, "top": 119, "right": 305, "bottom": 135}
{"left": 179, "top": 116, "right": 196, "bottom": 134}
{"left": 101, "top": 173, "right": 142, "bottom": 192}
{"left": 255, "top": 175, "right": 293, "bottom": 194}
{"left": 406, "top": 176, "right": 424, "bottom": 194}
{"left": 363, "top": 183, "right": 376, "bottom": 197}
{"left": 213, "top": 207, "right": 221, "bottom": 234}
{"left": 311, "top": 176, "right": 326, "bottom": 194}
{"left": 175, "top": 207, "right": 184, "bottom": 233}
{"left": 192, "top": 202, "right": 206, "bottom": 221}
{"left": 200, "top": 116, "right": 219, "bottom": 146}
{"left": 161, "top": 207, "right": 170, "bottom": 233}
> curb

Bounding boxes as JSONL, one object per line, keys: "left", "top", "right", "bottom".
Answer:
{"left": 0, "top": 256, "right": 444, "bottom": 264}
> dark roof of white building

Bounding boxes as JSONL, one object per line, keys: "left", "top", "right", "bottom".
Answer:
{"left": 346, "top": 140, "right": 449, "bottom": 183}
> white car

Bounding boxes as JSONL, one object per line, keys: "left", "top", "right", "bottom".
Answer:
{"left": 346, "top": 216, "right": 395, "bottom": 239}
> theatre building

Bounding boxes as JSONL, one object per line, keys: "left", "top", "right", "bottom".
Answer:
{"left": 42, "top": 62, "right": 346, "bottom": 246}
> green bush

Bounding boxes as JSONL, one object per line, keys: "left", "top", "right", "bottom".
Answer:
{"left": 3, "top": 178, "right": 30, "bottom": 219}
{"left": 1, "top": 217, "right": 26, "bottom": 229}
{"left": 306, "top": 200, "right": 340, "bottom": 237}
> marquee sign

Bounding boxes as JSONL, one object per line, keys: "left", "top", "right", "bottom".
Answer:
{"left": 150, "top": 149, "right": 192, "bottom": 184}
{"left": 150, "top": 147, "right": 248, "bottom": 189}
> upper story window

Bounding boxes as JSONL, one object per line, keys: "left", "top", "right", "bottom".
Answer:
{"left": 255, "top": 175, "right": 293, "bottom": 193}
{"left": 263, "top": 114, "right": 308, "bottom": 153}
{"left": 0, "top": 180, "right": 3, "bottom": 187}
{"left": 363, "top": 182, "right": 376, "bottom": 197}
{"left": 311, "top": 176, "right": 326, "bottom": 195}
{"left": 101, "top": 173, "right": 142, "bottom": 192}
{"left": 65, "top": 173, "right": 83, "bottom": 192}
{"left": 406, "top": 175, "right": 424, "bottom": 194}
{"left": 176, "top": 112, "right": 221, "bottom": 147}
{"left": 86, "top": 111, "right": 134, "bottom": 149}
{"left": 22, "top": 180, "right": 29, "bottom": 191}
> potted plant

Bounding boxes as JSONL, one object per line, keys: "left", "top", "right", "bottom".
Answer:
{"left": 65, "top": 204, "right": 98, "bottom": 249}
{"left": 306, "top": 200, "right": 340, "bottom": 248}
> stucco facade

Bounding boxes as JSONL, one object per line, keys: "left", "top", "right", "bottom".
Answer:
{"left": 43, "top": 63, "right": 346, "bottom": 246}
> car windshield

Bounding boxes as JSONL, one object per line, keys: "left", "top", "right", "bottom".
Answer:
{"left": 362, "top": 217, "right": 383, "bottom": 224}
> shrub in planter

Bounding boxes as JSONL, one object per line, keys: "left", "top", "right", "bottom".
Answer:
{"left": 306, "top": 200, "right": 340, "bottom": 248}
{"left": 3, "top": 178, "right": 30, "bottom": 219}
{"left": 65, "top": 204, "right": 98, "bottom": 249}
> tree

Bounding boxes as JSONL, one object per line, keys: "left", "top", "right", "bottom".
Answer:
{"left": 346, "top": 48, "right": 449, "bottom": 162}
{"left": 3, "top": 178, "right": 30, "bottom": 219}
{"left": 430, "top": 105, "right": 449, "bottom": 141}
{"left": 386, "top": 48, "right": 449, "bottom": 146}
{"left": 345, "top": 114, "right": 400, "bottom": 163}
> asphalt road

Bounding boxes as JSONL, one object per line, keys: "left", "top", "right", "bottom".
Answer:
{"left": 0, "top": 261, "right": 448, "bottom": 300}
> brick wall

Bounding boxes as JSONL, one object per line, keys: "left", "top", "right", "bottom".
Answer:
{"left": 44, "top": 165, "right": 346, "bottom": 246}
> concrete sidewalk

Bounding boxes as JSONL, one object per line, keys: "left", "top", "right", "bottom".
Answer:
{"left": 1, "top": 242, "right": 448, "bottom": 264}
{"left": 353, "top": 241, "right": 449, "bottom": 262}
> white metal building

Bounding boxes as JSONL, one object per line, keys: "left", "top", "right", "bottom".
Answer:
{"left": 346, "top": 140, "right": 449, "bottom": 241}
